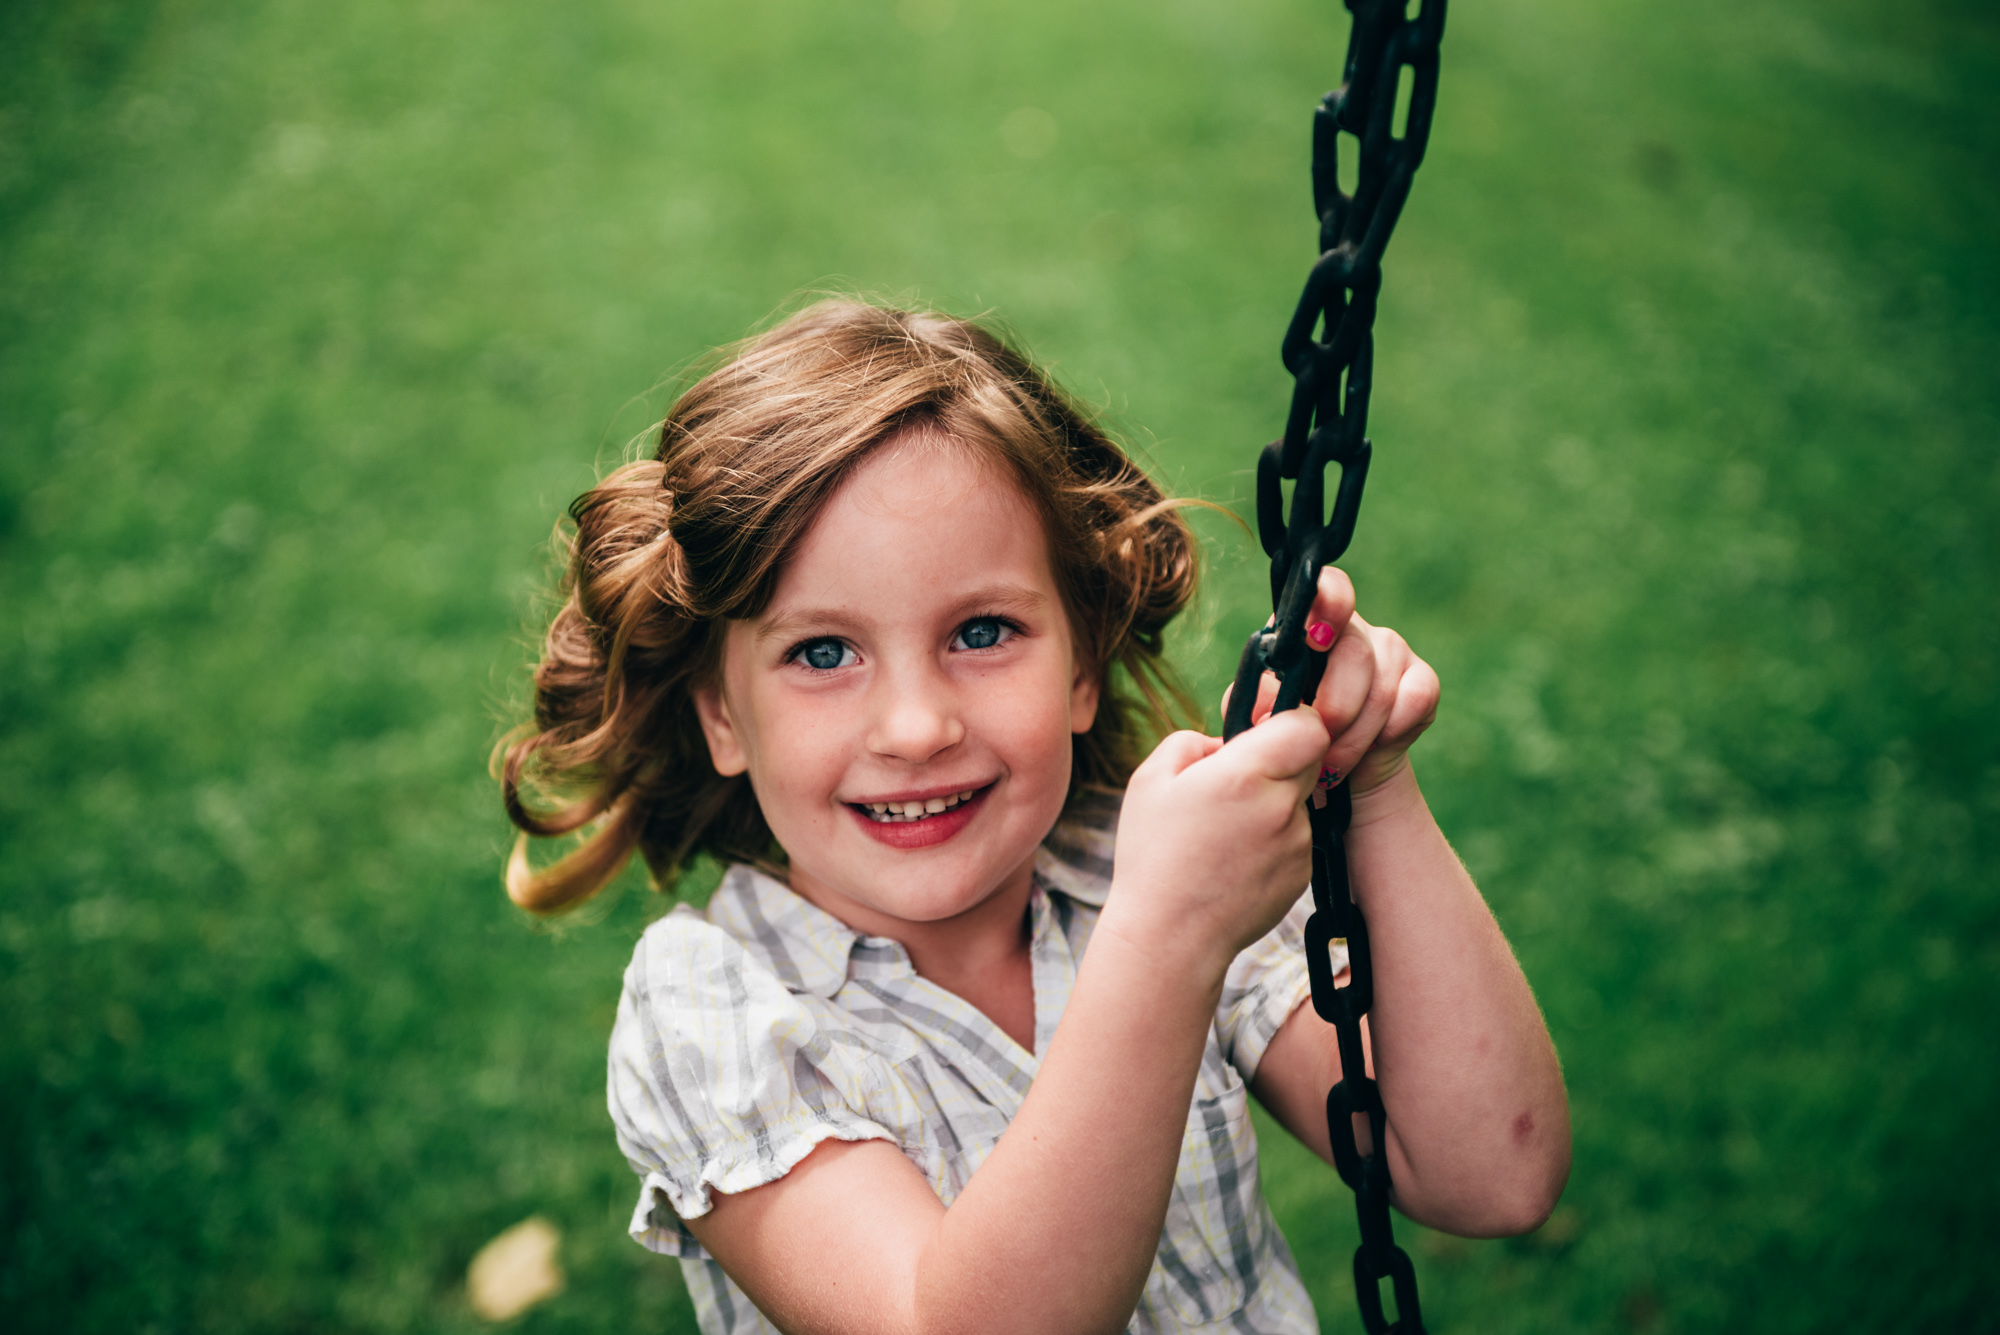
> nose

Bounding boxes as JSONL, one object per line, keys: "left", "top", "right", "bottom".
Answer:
{"left": 865, "top": 665, "right": 965, "bottom": 765}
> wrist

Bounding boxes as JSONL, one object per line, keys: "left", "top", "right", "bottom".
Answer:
{"left": 1347, "top": 758, "right": 1426, "bottom": 831}
{"left": 1093, "top": 887, "right": 1237, "bottom": 995}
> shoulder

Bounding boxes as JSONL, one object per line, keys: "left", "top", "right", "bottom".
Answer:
{"left": 607, "top": 873, "right": 876, "bottom": 1160}
{"left": 606, "top": 887, "right": 900, "bottom": 1251}
{"left": 621, "top": 864, "right": 854, "bottom": 1015}
{"left": 618, "top": 901, "right": 767, "bottom": 1028}
{"left": 613, "top": 877, "right": 802, "bottom": 1080}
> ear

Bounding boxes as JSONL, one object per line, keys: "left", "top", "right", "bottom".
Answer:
{"left": 692, "top": 683, "right": 750, "bottom": 777}
{"left": 1069, "top": 661, "right": 1102, "bottom": 736}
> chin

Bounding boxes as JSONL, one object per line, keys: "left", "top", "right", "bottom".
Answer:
{"left": 869, "top": 878, "right": 995, "bottom": 924}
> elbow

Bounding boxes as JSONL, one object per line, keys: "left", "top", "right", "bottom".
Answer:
{"left": 1394, "top": 1165, "right": 1570, "bottom": 1241}
{"left": 1486, "top": 1157, "right": 1570, "bottom": 1238}
{"left": 1406, "top": 1124, "right": 1570, "bottom": 1239}
{"left": 1466, "top": 1134, "right": 1572, "bottom": 1239}
{"left": 1386, "top": 1088, "right": 1574, "bottom": 1238}
{"left": 1483, "top": 1091, "right": 1573, "bottom": 1237}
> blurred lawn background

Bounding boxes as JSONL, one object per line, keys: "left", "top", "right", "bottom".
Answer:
{"left": 3, "top": 0, "right": 1996, "bottom": 1330}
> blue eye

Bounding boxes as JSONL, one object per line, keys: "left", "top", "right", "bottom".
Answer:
{"left": 795, "top": 639, "right": 854, "bottom": 671}
{"left": 955, "top": 618, "right": 1008, "bottom": 651}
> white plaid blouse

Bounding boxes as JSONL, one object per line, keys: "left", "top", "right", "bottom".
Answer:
{"left": 607, "top": 789, "right": 1336, "bottom": 1333}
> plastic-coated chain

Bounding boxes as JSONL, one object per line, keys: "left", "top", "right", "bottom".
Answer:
{"left": 1220, "top": 3, "right": 1445, "bottom": 1331}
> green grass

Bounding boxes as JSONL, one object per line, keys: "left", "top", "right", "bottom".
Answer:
{"left": 3, "top": 0, "right": 1996, "bottom": 1330}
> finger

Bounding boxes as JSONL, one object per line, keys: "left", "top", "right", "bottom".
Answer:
{"left": 1251, "top": 668, "right": 1280, "bottom": 725}
{"left": 1312, "top": 610, "right": 1379, "bottom": 740}
{"left": 1137, "top": 728, "right": 1224, "bottom": 781}
{"left": 1305, "top": 567, "right": 1357, "bottom": 652}
{"left": 1324, "top": 621, "right": 1405, "bottom": 775}
{"left": 1218, "top": 670, "right": 1284, "bottom": 730}
{"left": 1379, "top": 656, "right": 1440, "bottom": 747}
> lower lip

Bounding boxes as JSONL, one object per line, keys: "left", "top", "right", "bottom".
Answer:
{"left": 848, "top": 787, "right": 990, "bottom": 849}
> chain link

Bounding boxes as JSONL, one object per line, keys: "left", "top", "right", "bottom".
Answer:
{"left": 1221, "top": 3, "right": 1445, "bottom": 1330}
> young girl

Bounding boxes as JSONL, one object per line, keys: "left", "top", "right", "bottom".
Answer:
{"left": 501, "top": 300, "right": 1569, "bottom": 1334}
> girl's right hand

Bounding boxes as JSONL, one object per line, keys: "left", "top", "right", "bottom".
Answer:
{"left": 1104, "top": 706, "right": 1329, "bottom": 978}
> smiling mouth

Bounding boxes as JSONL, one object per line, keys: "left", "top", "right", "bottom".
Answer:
{"left": 850, "top": 784, "right": 990, "bottom": 824}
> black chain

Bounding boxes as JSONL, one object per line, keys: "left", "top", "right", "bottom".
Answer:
{"left": 1221, "top": 3, "right": 1445, "bottom": 1331}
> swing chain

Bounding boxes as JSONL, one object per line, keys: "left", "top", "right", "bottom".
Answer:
{"left": 1222, "top": 3, "right": 1445, "bottom": 1331}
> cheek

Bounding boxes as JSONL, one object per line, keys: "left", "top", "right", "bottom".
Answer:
{"left": 744, "top": 745, "right": 843, "bottom": 863}
{"left": 992, "top": 665, "right": 1082, "bottom": 779}
{"left": 746, "top": 699, "right": 847, "bottom": 799}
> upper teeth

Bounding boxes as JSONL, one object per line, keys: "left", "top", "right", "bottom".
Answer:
{"left": 863, "top": 790, "right": 978, "bottom": 821}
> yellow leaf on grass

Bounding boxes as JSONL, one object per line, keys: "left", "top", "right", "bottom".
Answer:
{"left": 467, "top": 1216, "right": 565, "bottom": 1322}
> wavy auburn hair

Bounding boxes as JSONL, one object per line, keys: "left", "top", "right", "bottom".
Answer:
{"left": 498, "top": 299, "right": 1199, "bottom": 913}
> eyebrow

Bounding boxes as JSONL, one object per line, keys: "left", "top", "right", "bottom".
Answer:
{"left": 753, "top": 582, "right": 1051, "bottom": 645}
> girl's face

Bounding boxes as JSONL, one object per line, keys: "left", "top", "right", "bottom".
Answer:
{"left": 693, "top": 435, "right": 1099, "bottom": 935}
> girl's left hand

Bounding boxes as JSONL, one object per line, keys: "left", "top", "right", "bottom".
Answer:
{"left": 1225, "top": 566, "right": 1439, "bottom": 799}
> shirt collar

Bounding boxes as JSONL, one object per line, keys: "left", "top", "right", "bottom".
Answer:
{"left": 704, "top": 864, "right": 860, "bottom": 999}
{"left": 704, "top": 799, "right": 1121, "bottom": 999}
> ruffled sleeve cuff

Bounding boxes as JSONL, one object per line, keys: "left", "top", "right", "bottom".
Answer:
{"left": 627, "top": 1115, "right": 896, "bottom": 1257}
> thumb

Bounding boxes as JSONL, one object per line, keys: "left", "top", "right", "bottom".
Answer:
{"left": 1222, "top": 706, "right": 1329, "bottom": 788}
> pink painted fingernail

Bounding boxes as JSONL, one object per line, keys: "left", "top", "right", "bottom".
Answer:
{"left": 1306, "top": 621, "right": 1335, "bottom": 649}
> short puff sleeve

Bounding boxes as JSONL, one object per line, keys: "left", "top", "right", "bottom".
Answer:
{"left": 606, "top": 907, "right": 894, "bottom": 1258}
{"left": 1213, "top": 887, "right": 1343, "bottom": 1081}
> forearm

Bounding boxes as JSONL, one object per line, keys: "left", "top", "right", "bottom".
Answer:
{"left": 690, "top": 919, "right": 1227, "bottom": 1335}
{"left": 1345, "top": 764, "right": 1570, "bottom": 1235}
{"left": 903, "top": 716, "right": 1328, "bottom": 1329}
{"left": 912, "top": 910, "right": 1225, "bottom": 1333}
